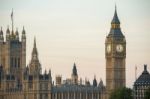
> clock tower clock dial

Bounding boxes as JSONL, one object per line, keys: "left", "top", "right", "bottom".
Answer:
{"left": 106, "top": 44, "right": 111, "bottom": 53}
{"left": 105, "top": 6, "right": 126, "bottom": 98}
{"left": 116, "top": 44, "right": 123, "bottom": 52}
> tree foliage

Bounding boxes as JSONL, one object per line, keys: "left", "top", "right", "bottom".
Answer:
{"left": 144, "top": 88, "right": 150, "bottom": 99}
{"left": 110, "top": 87, "right": 133, "bottom": 99}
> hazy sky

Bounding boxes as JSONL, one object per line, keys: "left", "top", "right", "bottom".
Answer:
{"left": 0, "top": 0, "right": 150, "bottom": 88}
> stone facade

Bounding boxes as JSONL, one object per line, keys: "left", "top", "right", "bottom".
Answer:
{"left": 105, "top": 7, "right": 126, "bottom": 98}
{"left": 0, "top": 7, "right": 126, "bottom": 99}
{"left": 0, "top": 27, "right": 106, "bottom": 99}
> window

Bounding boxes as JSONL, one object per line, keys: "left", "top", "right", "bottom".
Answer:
{"left": 29, "top": 82, "right": 33, "bottom": 89}
{"left": 40, "top": 83, "right": 42, "bottom": 90}
{"left": 40, "top": 94, "right": 42, "bottom": 99}
{"left": 18, "top": 58, "right": 20, "bottom": 67}
{"left": 24, "top": 94, "right": 26, "bottom": 99}
{"left": 34, "top": 94, "right": 37, "bottom": 99}
{"left": 44, "top": 83, "right": 48, "bottom": 90}
{"left": 14, "top": 58, "right": 17, "bottom": 67}
{"left": 11, "top": 57, "right": 13, "bottom": 67}
{"left": 44, "top": 94, "right": 48, "bottom": 99}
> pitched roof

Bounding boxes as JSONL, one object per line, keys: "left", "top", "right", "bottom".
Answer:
{"left": 134, "top": 65, "right": 150, "bottom": 86}
{"left": 111, "top": 6, "right": 120, "bottom": 24}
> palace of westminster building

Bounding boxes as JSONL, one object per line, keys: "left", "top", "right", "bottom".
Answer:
{"left": 0, "top": 7, "right": 127, "bottom": 99}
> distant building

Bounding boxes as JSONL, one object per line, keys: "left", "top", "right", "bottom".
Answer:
{"left": 0, "top": 23, "right": 106, "bottom": 99}
{"left": 0, "top": 6, "right": 126, "bottom": 99}
{"left": 52, "top": 63, "right": 106, "bottom": 99}
{"left": 105, "top": 6, "right": 126, "bottom": 99}
{"left": 133, "top": 65, "right": 150, "bottom": 99}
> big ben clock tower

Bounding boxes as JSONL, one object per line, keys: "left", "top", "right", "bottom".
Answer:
{"left": 105, "top": 6, "right": 126, "bottom": 97}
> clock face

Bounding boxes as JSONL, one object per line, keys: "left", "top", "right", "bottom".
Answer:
{"left": 116, "top": 44, "right": 123, "bottom": 52}
{"left": 106, "top": 44, "right": 111, "bottom": 53}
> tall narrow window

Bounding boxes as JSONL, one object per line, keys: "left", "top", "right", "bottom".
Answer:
{"left": 15, "top": 58, "right": 17, "bottom": 67}
{"left": 2, "top": 58, "right": 5, "bottom": 68}
{"left": 18, "top": 58, "right": 20, "bottom": 68}
{"left": 40, "top": 94, "right": 42, "bottom": 99}
{"left": 11, "top": 57, "right": 13, "bottom": 67}
{"left": 34, "top": 94, "right": 37, "bottom": 99}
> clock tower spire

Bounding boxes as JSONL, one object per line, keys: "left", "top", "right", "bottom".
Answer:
{"left": 105, "top": 6, "right": 126, "bottom": 98}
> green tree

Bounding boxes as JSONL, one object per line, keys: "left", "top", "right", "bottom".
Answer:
{"left": 144, "top": 88, "right": 150, "bottom": 99}
{"left": 110, "top": 87, "right": 133, "bottom": 99}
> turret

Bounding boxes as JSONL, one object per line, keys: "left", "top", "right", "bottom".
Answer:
{"left": 85, "top": 78, "right": 90, "bottom": 86}
{"left": 10, "top": 30, "right": 15, "bottom": 40}
{"left": 21, "top": 26, "right": 26, "bottom": 70}
{"left": 0, "top": 10, "right": 28, "bottom": 87}
{"left": 21, "top": 26, "right": 26, "bottom": 42}
{"left": 44, "top": 70, "right": 47, "bottom": 79}
{"left": 98, "top": 79, "right": 104, "bottom": 87}
{"left": 71, "top": 63, "right": 78, "bottom": 84}
{"left": 6, "top": 26, "right": 10, "bottom": 41}
{"left": 0, "top": 27, "right": 4, "bottom": 42}
{"left": 48, "top": 69, "right": 52, "bottom": 81}
{"left": 32, "top": 38, "right": 38, "bottom": 58}
{"left": 15, "top": 28, "right": 19, "bottom": 40}
{"left": 93, "top": 75, "right": 97, "bottom": 87}
{"left": 29, "top": 38, "right": 41, "bottom": 75}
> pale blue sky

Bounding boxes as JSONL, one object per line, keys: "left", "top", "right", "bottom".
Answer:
{"left": 0, "top": 0, "right": 150, "bottom": 88}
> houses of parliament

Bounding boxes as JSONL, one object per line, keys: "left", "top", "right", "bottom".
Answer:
{"left": 0, "top": 7, "right": 126, "bottom": 99}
